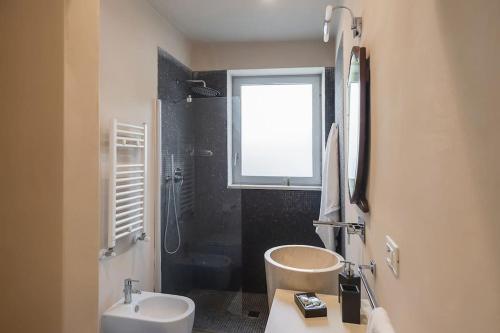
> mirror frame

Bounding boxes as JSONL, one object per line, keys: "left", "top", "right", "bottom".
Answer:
{"left": 348, "top": 46, "right": 369, "bottom": 212}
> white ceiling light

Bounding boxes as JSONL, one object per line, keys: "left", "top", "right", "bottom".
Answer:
{"left": 323, "top": 5, "right": 362, "bottom": 42}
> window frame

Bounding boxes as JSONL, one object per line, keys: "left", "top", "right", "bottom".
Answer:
{"left": 227, "top": 68, "right": 325, "bottom": 191}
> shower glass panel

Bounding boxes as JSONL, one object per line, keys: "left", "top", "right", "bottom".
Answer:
{"left": 160, "top": 97, "right": 268, "bottom": 333}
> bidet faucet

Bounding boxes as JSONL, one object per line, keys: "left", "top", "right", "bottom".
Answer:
{"left": 123, "top": 278, "right": 141, "bottom": 304}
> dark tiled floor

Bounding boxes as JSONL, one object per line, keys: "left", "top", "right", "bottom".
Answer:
{"left": 186, "top": 289, "right": 269, "bottom": 333}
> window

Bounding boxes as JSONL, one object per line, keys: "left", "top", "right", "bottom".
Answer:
{"left": 228, "top": 68, "right": 324, "bottom": 190}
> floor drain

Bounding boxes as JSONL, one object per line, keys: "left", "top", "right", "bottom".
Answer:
{"left": 247, "top": 311, "right": 260, "bottom": 318}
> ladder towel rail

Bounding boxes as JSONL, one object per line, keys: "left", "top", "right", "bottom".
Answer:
{"left": 105, "top": 119, "right": 148, "bottom": 256}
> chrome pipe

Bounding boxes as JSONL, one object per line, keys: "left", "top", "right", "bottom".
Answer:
{"left": 358, "top": 260, "right": 378, "bottom": 309}
{"left": 313, "top": 220, "right": 364, "bottom": 228}
{"left": 312, "top": 219, "right": 365, "bottom": 242}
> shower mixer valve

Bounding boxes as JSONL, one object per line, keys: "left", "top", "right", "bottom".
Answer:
{"left": 173, "top": 168, "right": 183, "bottom": 183}
{"left": 165, "top": 168, "right": 183, "bottom": 183}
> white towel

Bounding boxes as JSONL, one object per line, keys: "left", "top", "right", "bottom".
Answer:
{"left": 316, "top": 123, "right": 340, "bottom": 250}
{"left": 367, "top": 308, "right": 396, "bottom": 333}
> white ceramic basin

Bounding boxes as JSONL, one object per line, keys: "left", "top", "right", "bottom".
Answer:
{"left": 101, "top": 292, "right": 195, "bottom": 333}
{"left": 264, "top": 245, "right": 344, "bottom": 307}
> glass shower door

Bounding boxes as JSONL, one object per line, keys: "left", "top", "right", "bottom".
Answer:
{"left": 161, "top": 97, "right": 268, "bottom": 333}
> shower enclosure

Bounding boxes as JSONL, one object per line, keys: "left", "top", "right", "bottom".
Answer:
{"left": 159, "top": 92, "right": 269, "bottom": 333}
{"left": 156, "top": 50, "right": 334, "bottom": 333}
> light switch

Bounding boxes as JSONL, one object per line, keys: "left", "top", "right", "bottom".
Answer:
{"left": 385, "top": 235, "right": 399, "bottom": 277}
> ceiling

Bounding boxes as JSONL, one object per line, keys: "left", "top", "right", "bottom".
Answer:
{"left": 148, "top": 0, "right": 340, "bottom": 42}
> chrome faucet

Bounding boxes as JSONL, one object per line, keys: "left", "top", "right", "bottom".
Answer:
{"left": 313, "top": 218, "right": 365, "bottom": 243}
{"left": 123, "top": 278, "right": 141, "bottom": 304}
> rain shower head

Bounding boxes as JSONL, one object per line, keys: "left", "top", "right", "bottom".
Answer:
{"left": 186, "top": 80, "right": 221, "bottom": 97}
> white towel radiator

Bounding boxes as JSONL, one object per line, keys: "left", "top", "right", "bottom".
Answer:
{"left": 102, "top": 119, "right": 148, "bottom": 258}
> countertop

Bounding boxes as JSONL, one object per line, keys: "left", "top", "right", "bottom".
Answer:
{"left": 265, "top": 289, "right": 368, "bottom": 333}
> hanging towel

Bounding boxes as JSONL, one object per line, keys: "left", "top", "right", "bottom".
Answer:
{"left": 316, "top": 123, "right": 340, "bottom": 250}
{"left": 367, "top": 308, "right": 396, "bottom": 333}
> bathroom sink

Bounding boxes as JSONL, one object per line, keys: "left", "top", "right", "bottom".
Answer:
{"left": 264, "top": 245, "right": 344, "bottom": 306}
{"left": 101, "top": 292, "right": 195, "bottom": 333}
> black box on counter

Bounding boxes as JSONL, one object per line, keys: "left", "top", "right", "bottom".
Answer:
{"left": 293, "top": 292, "right": 327, "bottom": 318}
{"left": 340, "top": 284, "right": 361, "bottom": 324}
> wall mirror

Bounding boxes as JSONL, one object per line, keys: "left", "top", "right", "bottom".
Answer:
{"left": 347, "top": 46, "right": 369, "bottom": 212}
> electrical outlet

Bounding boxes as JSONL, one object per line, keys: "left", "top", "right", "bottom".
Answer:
{"left": 385, "top": 235, "right": 399, "bottom": 277}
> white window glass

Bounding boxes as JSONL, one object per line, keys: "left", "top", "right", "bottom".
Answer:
{"left": 240, "top": 84, "right": 313, "bottom": 177}
{"left": 229, "top": 71, "right": 323, "bottom": 189}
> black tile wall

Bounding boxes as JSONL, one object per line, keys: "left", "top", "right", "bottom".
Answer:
{"left": 159, "top": 49, "right": 339, "bottom": 294}
{"left": 158, "top": 49, "right": 196, "bottom": 293}
{"left": 159, "top": 50, "right": 242, "bottom": 294}
{"left": 192, "top": 96, "right": 243, "bottom": 291}
{"left": 158, "top": 48, "right": 192, "bottom": 102}
{"left": 326, "top": 66, "right": 344, "bottom": 255}
{"left": 325, "top": 67, "right": 336, "bottom": 140}
{"left": 194, "top": 69, "right": 340, "bottom": 293}
{"left": 240, "top": 190, "right": 325, "bottom": 292}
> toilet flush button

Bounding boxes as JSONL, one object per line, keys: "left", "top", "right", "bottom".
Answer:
{"left": 385, "top": 235, "right": 399, "bottom": 278}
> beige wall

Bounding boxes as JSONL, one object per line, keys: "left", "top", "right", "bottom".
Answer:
{"left": 0, "top": 1, "right": 100, "bottom": 332}
{"left": 0, "top": 1, "right": 64, "bottom": 332}
{"left": 336, "top": 1, "right": 500, "bottom": 332}
{"left": 63, "top": 0, "right": 100, "bottom": 332}
{"left": 191, "top": 40, "right": 335, "bottom": 71}
{"left": 98, "top": 0, "right": 191, "bottom": 317}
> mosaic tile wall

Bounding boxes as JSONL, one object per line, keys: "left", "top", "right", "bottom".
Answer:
{"left": 159, "top": 48, "right": 339, "bottom": 293}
